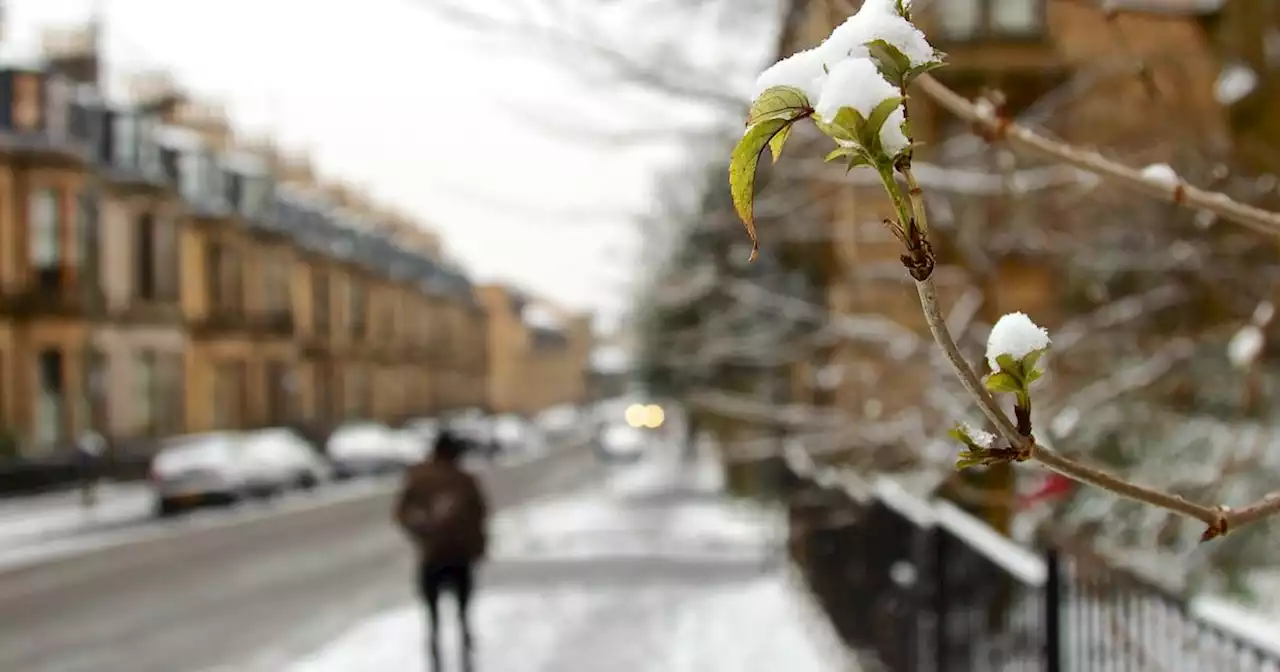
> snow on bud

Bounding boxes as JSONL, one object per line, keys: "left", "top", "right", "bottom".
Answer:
{"left": 986, "top": 312, "right": 1051, "bottom": 372}
{"left": 821, "top": 2, "right": 934, "bottom": 68}
{"left": 1228, "top": 324, "right": 1264, "bottom": 370}
{"left": 814, "top": 59, "right": 909, "bottom": 157}
{"left": 984, "top": 312, "right": 1051, "bottom": 407}
{"left": 957, "top": 422, "right": 994, "bottom": 449}
{"left": 1140, "top": 163, "right": 1179, "bottom": 189}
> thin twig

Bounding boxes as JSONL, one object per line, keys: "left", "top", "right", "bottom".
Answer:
{"left": 913, "top": 279, "right": 1020, "bottom": 442}
{"left": 914, "top": 74, "right": 1280, "bottom": 240}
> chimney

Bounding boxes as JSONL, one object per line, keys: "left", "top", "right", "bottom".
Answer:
{"left": 126, "top": 70, "right": 186, "bottom": 121}
{"left": 277, "top": 151, "right": 316, "bottom": 189}
{"left": 175, "top": 99, "right": 232, "bottom": 151}
{"left": 41, "top": 24, "right": 99, "bottom": 85}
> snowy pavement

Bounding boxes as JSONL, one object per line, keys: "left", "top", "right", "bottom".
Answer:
{"left": 286, "top": 442, "right": 857, "bottom": 672}
{"left": 0, "top": 482, "right": 154, "bottom": 548}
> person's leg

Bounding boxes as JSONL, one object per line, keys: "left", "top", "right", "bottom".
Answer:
{"left": 418, "top": 563, "right": 443, "bottom": 671}
{"left": 454, "top": 564, "right": 476, "bottom": 671}
{"left": 455, "top": 564, "right": 475, "bottom": 650}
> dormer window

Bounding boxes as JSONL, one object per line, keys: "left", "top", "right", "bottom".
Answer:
{"left": 935, "top": 0, "right": 1044, "bottom": 42}
{"left": 112, "top": 113, "right": 138, "bottom": 168}
{"left": 223, "top": 169, "right": 244, "bottom": 211}
{"left": 44, "top": 76, "right": 71, "bottom": 142}
{"left": 179, "top": 151, "right": 203, "bottom": 202}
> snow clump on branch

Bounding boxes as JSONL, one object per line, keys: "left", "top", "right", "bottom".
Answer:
{"left": 986, "top": 312, "right": 1051, "bottom": 371}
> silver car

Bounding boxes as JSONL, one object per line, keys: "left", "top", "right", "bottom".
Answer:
{"left": 149, "top": 433, "right": 247, "bottom": 516}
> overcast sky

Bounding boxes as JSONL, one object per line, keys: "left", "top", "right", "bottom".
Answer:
{"left": 2, "top": 0, "right": 776, "bottom": 331}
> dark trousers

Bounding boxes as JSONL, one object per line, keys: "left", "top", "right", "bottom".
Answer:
{"left": 417, "top": 561, "right": 475, "bottom": 671}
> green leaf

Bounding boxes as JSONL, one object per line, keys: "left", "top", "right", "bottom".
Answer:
{"left": 768, "top": 122, "right": 794, "bottom": 163}
{"left": 1022, "top": 348, "right": 1046, "bottom": 374}
{"left": 984, "top": 372, "right": 1022, "bottom": 394}
{"left": 747, "top": 86, "right": 812, "bottom": 127}
{"left": 905, "top": 60, "right": 946, "bottom": 86}
{"left": 1025, "top": 369, "right": 1043, "bottom": 386}
{"left": 831, "top": 107, "right": 866, "bottom": 143}
{"left": 865, "top": 39, "right": 913, "bottom": 88}
{"left": 844, "top": 152, "right": 873, "bottom": 173}
{"left": 825, "top": 146, "right": 855, "bottom": 163}
{"left": 995, "top": 354, "right": 1019, "bottom": 372}
{"left": 814, "top": 112, "right": 857, "bottom": 144}
{"left": 862, "top": 95, "right": 905, "bottom": 153}
{"left": 730, "top": 118, "right": 790, "bottom": 262}
{"left": 948, "top": 427, "right": 967, "bottom": 443}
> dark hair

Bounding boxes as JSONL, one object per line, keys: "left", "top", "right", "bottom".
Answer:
{"left": 433, "top": 430, "right": 467, "bottom": 462}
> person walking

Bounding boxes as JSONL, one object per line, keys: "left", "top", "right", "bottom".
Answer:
{"left": 75, "top": 429, "right": 106, "bottom": 510}
{"left": 393, "top": 430, "right": 490, "bottom": 672}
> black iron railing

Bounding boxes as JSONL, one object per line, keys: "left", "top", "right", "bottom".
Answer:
{"left": 785, "top": 465, "right": 1280, "bottom": 672}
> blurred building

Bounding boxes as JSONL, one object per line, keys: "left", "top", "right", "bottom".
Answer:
{"left": 477, "top": 284, "right": 593, "bottom": 415}
{"left": 0, "top": 23, "right": 493, "bottom": 463}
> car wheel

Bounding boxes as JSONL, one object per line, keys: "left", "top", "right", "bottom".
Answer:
{"left": 298, "top": 472, "right": 318, "bottom": 490}
{"left": 155, "top": 498, "right": 180, "bottom": 518}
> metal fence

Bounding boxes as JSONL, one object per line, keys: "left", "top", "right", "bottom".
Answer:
{"left": 786, "top": 471, "right": 1280, "bottom": 672}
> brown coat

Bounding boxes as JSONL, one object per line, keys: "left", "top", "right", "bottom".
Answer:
{"left": 393, "top": 460, "right": 489, "bottom": 566}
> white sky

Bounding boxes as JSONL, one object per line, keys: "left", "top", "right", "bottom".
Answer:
{"left": 1, "top": 0, "right": 776, "bottom": 331}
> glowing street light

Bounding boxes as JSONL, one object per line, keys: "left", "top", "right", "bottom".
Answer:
{"left": 642, "top": 404, "right": 665, "bottom": 428}
{"left": 624, "top": 404, "right": 649, "bottom": 428}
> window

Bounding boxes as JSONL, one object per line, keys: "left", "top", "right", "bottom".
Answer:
{"left": 350, "top": 281, "right": 367, "bottom": 340}
{"left": 35, "top": 349, "right": 64, "bottom": 446}
{"left": 937, "top": 0, "right": 981, "bottom": 40}
{"left": 179, "top": 152, "right": 202, "bottom": 202}
{"left": 138, "top": 116, "right": 161, "bottom": 178}
{"left": 135, "top": 213, "right": 156, "bottom": 300}
{"left": 155, "top": 216, "right": 179, "bottom": 301}
{"left": 13, "top": 73, "right": 42, "bottom": 131}
{"left": 992, "top": 0, "right": 1039, "bottom": 34}
{"left": 266, "top": 257, "right": 291, "bottom": 313}
{"left": 113, "top": 114, "right": 138, "bottom": 168}
{"left": 84, "top": 348, "right": 106, "bottom": 434}
{"left": 44, "top": 77, "right": 69, "bottom": 141}
{"left": 75, "top": 190, "right": 97, "bottom": 270}
{"left": 224, "top": 170, "right": 244, "bottom": 213}
{"left": 935, "top": 0, "right": 1042, "bottom": 41}
{"left": 155, "top": 353, "right": 184, "bottom": 436}
{"left": 134, "top": 351, "right": 156, "bottom": 435}
{"left": 313, "top": 271, "right": 331, "bottom": 338}
{"left": 205, "top": 243, "right": 223, "bottom": 312}
{"left": 242, "top": 176, "right": 269, "bottom": 219}
{"left": 29, "top": 189, "right": 59, "bottom": 268}
{"left": 265, "top": 360, "right": 290, "bottom": 425}
{"left": 212, "top": 360, "right": 246, "bottom": 430}
{"left": 160, "top": 147, "right": 180, "bottom": 185}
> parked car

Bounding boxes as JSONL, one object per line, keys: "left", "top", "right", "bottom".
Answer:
{"left": 238, "top": 428, "right": 332, "bottom": 497}
{"left": 492, "top": 414, "right": 548, "bottom": 457}
{"left": 597, "top": 423, "right": 646, "bottom": 464}
{"left": 149, "top": 433, "right": 247, "bottom": 516}
{"left": 402, "top": 417, "right": 440, "bottom": 449}
{"left": 326, "top": 422, "right": 410, "bottom": 478}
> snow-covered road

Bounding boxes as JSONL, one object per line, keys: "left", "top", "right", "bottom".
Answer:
{"left": 285, "top": 442, "right": 857, "bottom": 672}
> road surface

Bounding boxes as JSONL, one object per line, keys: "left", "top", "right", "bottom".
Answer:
{"left": 0, "top": 445, "right": 599, "bottom": 672}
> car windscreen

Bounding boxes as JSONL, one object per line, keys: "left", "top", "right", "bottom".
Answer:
{"left": 153, "top": 438, "right": 233, "bottom": 475}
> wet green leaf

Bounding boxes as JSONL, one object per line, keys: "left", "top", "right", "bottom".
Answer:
{"left": 984, "top": 371, "right": 1022, "bottom": 394}
{"left": 730, "top": 118, "right": 790, "bottom": 262}
{"left": 747, "top": 86, "right": 812, "bottom": 127}
{"left": 865, "top": 39, "right": 912, "bottom": 88}
{"left": 863, "top": 95, "right": 904, "bottom": 153}
{"left": 768, "top": 122, "right": 794, "bottom": 163}
{"left": 1022, "top": 348, "right": 1046, "bottom": 374}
